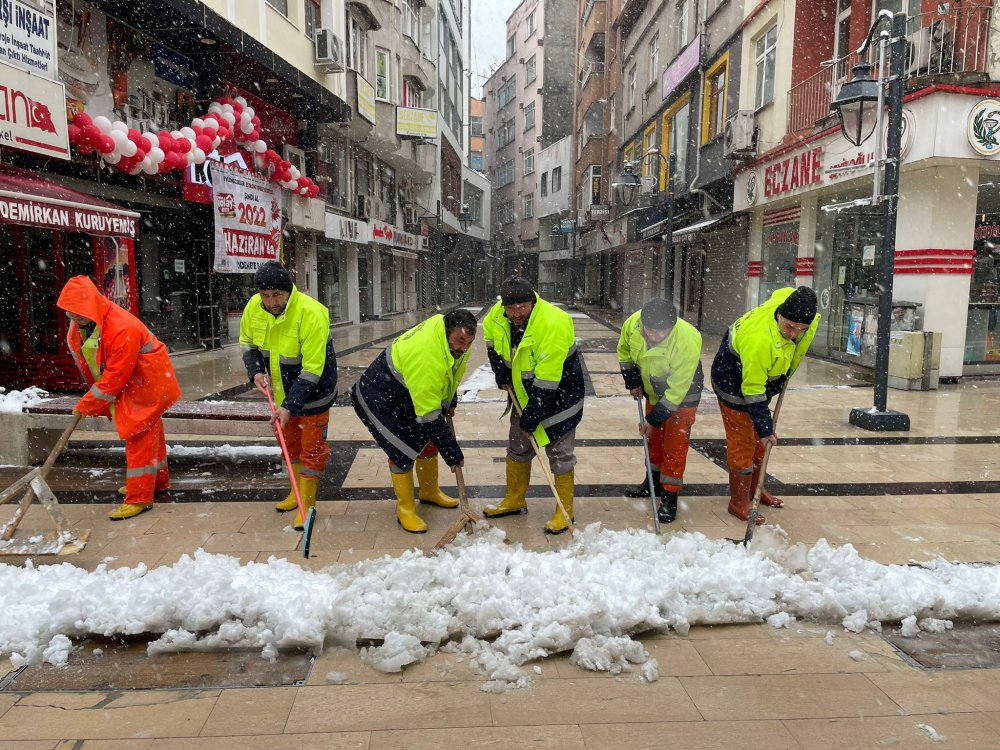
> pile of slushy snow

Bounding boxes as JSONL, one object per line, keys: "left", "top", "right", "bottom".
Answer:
{"left": 0, "top": 387, "right": 49, "bottom": 413}
{"left": 2, "top": 524, "right": 996, "bottom": 691}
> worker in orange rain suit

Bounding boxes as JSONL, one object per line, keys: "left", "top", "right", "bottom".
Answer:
{"left": 240, "top": 261, "right": 338, "bottom": 530}
{"left": 57, "top": 275, "right": 181, "bottom": 521}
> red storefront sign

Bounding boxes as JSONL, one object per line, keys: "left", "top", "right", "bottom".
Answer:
{"left": 763, "top": 146, "right": 823, "bottom": 199}
{"left": 0, "top": 195, "right": 137, "bottom": 236}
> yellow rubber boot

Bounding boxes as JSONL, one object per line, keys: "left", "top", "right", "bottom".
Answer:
{"left": 544, "top": 469, "right": 575, "bottom": 535}
{"left": 275, "top": 463, "right": 304, "bottom": 512}
{"left": 415, "top": 456, "right": 458, "bottom": 508}
{"left": 109, "top": 503, "right": 152, "bottom": 521}
{"left": 293, "top": 476, "right": 319, "bottom": 530}
{"left": 392, "top": 470, "right": 426, "bottom": 533}
{"left": 484, "top": 457, "right": 531, "bottom": 518}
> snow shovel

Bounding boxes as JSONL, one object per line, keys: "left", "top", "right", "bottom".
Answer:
{"left": 637, "top": 398, "right": 661, "bottom": 536}
{"left": 262, "top": 384, "right": 316, "bottom": 559}
{"left": 432, "top": 415, "right": 482, "bottom": 552}
{"left": 729, "top": 383, "right": 787, "bottom": 547}
{"left": 0, "top": 412, "right": 89, "bottom": 555}
{"left": 507, "top": 389, "right": 575, "bottom": 536}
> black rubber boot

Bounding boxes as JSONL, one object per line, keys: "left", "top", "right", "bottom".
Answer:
{"left": 625, "top": 470, "right": 659, "bottom": 498}
{"left": 657, "top": 491, "right": 678, "bottom": 524}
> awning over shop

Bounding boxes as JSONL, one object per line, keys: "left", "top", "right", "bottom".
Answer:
{"left": 0, "top": 165, "right": 140, "bottom": 238}
{"left": 639, "top": 212, "right": 734, "bottom": 242}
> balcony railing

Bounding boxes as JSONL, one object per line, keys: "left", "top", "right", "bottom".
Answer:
{"left": 787, "top": 6, "right": 992, "bottom": 134}
{"left": 580, "top": 60, "right": 605, "bottom": 90}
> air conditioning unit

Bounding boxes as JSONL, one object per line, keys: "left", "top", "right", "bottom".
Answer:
{"left": 355, "top": 194, "right": 372, "bottom": 220}
{"left": 723, "top": 110, "right": 756, "bottom": 159}
{"left": 315, "top": 28, "right": 345, "bottom": 72}
{"left": 537, "top": 37, "right": 543, "bottom": 46}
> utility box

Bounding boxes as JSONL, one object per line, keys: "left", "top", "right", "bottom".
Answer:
{"left": 888, "top": 331, "right": 941, "bottom": 390}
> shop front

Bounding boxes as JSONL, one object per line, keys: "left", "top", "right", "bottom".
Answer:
{"left": 0, "top": 164, "right": 139, "bottom": 389}
{"left": 372, "top": 222, "right": 419, "bottom": 316}
{"left": 733, "top": 90, "right": 1000, "bottom": 378}
{"left": 321, "top": 211, "right": 366, "bottom": 326}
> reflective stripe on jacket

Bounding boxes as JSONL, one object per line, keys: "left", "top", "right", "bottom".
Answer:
{"left": 482, "top": 294, "right": 584, "bottom": 447}
{"left": 239, "top": 286, "right": 338, "bottom": 416}
{"left": 711, "top": 287, "right": 820, "bottom": 437}
{"left": 386, "top": 314, "right": 470, "bottom": 423}
{"left": 57, "top": 275, "right": 181, "bottom": 441}
{"left": 617, "top": 310, "right": 703, "bottom": 427}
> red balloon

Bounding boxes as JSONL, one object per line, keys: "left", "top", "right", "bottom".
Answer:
{"left": 158, "top": 160, "right": 172, "bottom": 174}
{"left": 99, "top": 135, "right": 115, "bottom": 153}
{"left": 308, "top": 185, "right": 319, "bottom": 198}
{"left": 73, "top": 112, "right": 92, "bottom": 128}
{"left": 195, "top": 134, "right": 212, "bottom": 152}
{"left": 202, "top": 127, "right": 217, "bottom": 141}
{"left": 175, "top": 138, "right": 192, "bottom": 154}
{"left": 77, "top": 143, "right": 95, "bottom": 155}
{"left": 252, "top": 116, "right": 261, "bottom": 127}
{"left": 84, "top": 124, "right": 101, "bottom": 142}
{"left": 67, "top": 124, "right": 82, "bottom": 144}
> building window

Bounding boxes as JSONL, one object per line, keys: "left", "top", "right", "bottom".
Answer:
{"left": 754, "top": 23, "right": 778, "bottom": 109}
{"left": 266, "top": 0, "right": 288, "bottom": 15}
{"left": 551, "top": 166, "right": 562, "bottom": 192}
{"left": 648, "top": 35, "right": 659, "bottom": 88}
{"left": 402, "top": 78, "right": 422, "bottom": 107}
{"left": 523, "top": 193, "right": 534, "bottom": 218}
{"left": 304, "top": 0, "right": 321, "bottom": 39}
{"left": 579, "top": 164, "right": 600, "bottom": 211}
{"left": 676, "top": 0, "right": 690, "bottom": 51}
{"left": 348, "top": 14, "right": 369, "bottom": 79}
{"left": 628, "top": 66, "right": 637, "bottom": 110}
{"left": 499, "top": 200, "right": 515, "bottom": 224}
{"left": 498, "top": 119, "right": 515, "bottom": 147}
{"left": 623, "top": 142, "right": 635, "bottom": 169}
{"left": 702, "top": 53, "right": 728, "bottom": 143}
{"left": 524, "top": 101, "right": 535, "bottom": 131}
{"left": 525, "top": 9, "right": 537, "bottom": 38}
{"left": 506, "top": 34, "right": 516, "bottom": 59}
{"left": 609, "top": 93, "right": 616, "bottom": 133}
{"left": 498, "top": 76, "right": 516, "bottom": 108}
{"left": 540, "top": 172, "right": 548, "bottom": 197}
{"left": 497, "top": 160, "right": 515, "bottom": 187}
{"left": 834, "top": 0, "right": 852, "bottom": 60}
{"left": 525, "top": 55, "right": 537, "bottom": 84}
{"left": 662, "top": 94, "right": 690, "bottom": 191}
{"left": 402, "top": 0, "right": 420, "bottom": 45}
{"left": 375, "top": 48, "right": 391, "bottom": 101}
{"left": 470, "top": 115, "right": 483, "bottom": 136}
{"left": 523, "top": 148, "right": 534, "bottom": 175}
{"left": 471, "top": 152, "right": 483, "bottom": 171}
{"left": 641, "top": 124, "right": 656, "bottom": 177}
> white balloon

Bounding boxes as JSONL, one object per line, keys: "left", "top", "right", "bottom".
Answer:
{"left": 240, "top": 119, "right": 254, "bottom": 134}
{"left": 192, "top": 148, "right": 207, "bottom": 164}
{"left": 110, "top": 129, "right": 127, "bottom": 150}
{"left": 148, "top": 147, "right": 165, "bottom": 164}
{"left": 289, "top": 166, "right": 300, "bottom": 180}
{"left": 235, "top": 96, "right": 248, "bottom": 107}
{"left": 212, "top": 137, "right": 222, "bottom": 150}
{"left": 142, "top": 132, "right": 158, "bottom": 149}
{"left": 103, "top": 151, "right": 121, "bottom": 164}
{"left": 221, "top": 112, "right": 236, "bottom": 127}
{"left": 222, "top": 103, "right": 234, "bottom": 114}
{"left": 121, "top": 140, "right": 137, "bottom": 157}
{"left": 191, "top": 117, "right": 205, "bottom": 129}
{"left": 93, "top": 116, "right": 113, "bottom": 134}
{"left": 208, "top": 103, "right": 223, "bottom": 114}
{"left": 111, "top": 121, "right": 128, "bottom": 133}
{"left": 129, "top": 164, "right": 143, "bottom": 175}
{"left": 171, "top": 130, "right": 184, "bottom": 140}
{"left": 244, "top": 107, "right": 255, "bottom": 120}
{"left": 180, "top": 127, "right": 196, "bottom": 139}
{"left": 253, "top": 140, "right": 267, "bottom": 153}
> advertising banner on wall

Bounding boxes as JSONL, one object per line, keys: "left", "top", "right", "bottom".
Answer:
{"left": 212, "top": 162, "right": 282, "bottom": 273}
{"left": 0, "top": 60, "right": 70, "bottom": 158}
{"left": 0, "top": 0, "right": 57, "bottom": 79}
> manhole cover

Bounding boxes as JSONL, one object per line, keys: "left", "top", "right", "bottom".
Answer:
{"left": 884, "top": 623, "right": 1000, "bottom": 669}
{"left": 1, "top": 636, "right": 312, "bottom": 691}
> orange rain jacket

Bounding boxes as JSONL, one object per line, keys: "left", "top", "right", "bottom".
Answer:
{"left": 57, "top": 276, "right": 181, "bottom": 441}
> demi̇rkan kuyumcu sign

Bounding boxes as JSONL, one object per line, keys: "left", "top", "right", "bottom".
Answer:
{"left": 212, "top": 161, "right": 281, "bottom": 273}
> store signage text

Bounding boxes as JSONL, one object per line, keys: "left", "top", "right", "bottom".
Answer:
{"left": 373, "top": 223, "right": 417, "bottom": 250}
{"left": 0, "top": 197, "right": 137, "bottom": 237}
{"left": 325, "top": 212, "right": 372, "bottom": 244}
{"left": 0, "top": 60, "right": 68, "bottom": 158}
{"left": 763, "top": 146, "right": 823, "bottom": 198}
{"left": 975, "top": 224, "right": 1000, "bottom": 240}
{"left": 0, "top": 0, "right": 56, "bottom": 79}
{"left": 826, "top": 150, "right": 875, "bottom": 179}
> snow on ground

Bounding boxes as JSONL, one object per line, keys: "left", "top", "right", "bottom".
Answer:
{"left": 2, "top": 524, "right": 998, "bottom": 691}
{"left": 0, "top": 387, "right": 49, "bottom": 413}
{"left": 458, "top": 364, "right": 506, "bottom": 403}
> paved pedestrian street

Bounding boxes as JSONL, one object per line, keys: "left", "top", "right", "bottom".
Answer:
{"left": 2, "top": 311, "right": 1000, "bottom": 748}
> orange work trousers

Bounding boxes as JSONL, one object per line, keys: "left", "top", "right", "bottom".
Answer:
{"left": 718, "top": 400, "right": 766, "bottom": 475}
{"left": 279, "top": 411, "right": 331, "bottom": 480}
{"left": 645, "top": 403, "right": 697, "bottom": 493}
{"left": 124, "top": 419, "right": 169, "bottom": 505}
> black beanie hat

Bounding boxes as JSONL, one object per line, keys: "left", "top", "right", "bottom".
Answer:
{"left": 776, "top": 286, "right": 817, "bottom": 324}
{"left": 254, "top": 261, "right": 293, "bottom": 293}
{"left": 641, "top": 298, "right": 677, "bottom": 330}
{"left": 500, "top": 277, "right": 535, "bottom": 306}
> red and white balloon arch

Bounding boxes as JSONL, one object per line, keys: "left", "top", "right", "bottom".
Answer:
{"left": 68, "top": 95, "right": 320, "bottom": 199}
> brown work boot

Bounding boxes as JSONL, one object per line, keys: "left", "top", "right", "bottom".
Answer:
{"left": 727, "top": 472, "right": 765, "bottom": 525}
{"left": 751, "top": 462, "right": 784, "bottom": 508}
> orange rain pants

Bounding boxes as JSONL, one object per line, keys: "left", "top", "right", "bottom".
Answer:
{"left": 279, "top": 411, "right": 331, "bottom": 480}
{"left": 718, "top": 400, "right": 767, "bottom": 475}
{"left": 645, "top": 403, "right": 698, "bottom": 493}
{"left": 123, "top": 420, "right": 169, "bottom": 505}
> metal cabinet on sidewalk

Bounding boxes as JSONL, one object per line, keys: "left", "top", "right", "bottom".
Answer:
{"left": 888, "top": 331, "right": 942, "bottom": 390}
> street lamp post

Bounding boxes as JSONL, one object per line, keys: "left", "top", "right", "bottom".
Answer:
{"left": 612, "top": 148, "right": 676, "bottom": 301}
{"left": 831, "top": 10, "right": 910, "bottom": 432}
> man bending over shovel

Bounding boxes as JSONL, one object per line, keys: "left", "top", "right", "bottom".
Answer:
{"left": 58, "top": 276, "right": 181, "bottom": 520}
{"left": 711, "top": 286, "right": 819, "bottom": 525}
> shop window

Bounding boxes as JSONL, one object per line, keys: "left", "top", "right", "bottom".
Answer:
{"left": 761, "top": 218, "right": 800, "bottom": 303}
{"left": 0, "top": 227, "right": 21, "bottom": 354}
{"left": 967, "top": 204, "right": 1000, "bottom": 362}
{"left": 381, "top": 252, "right": 396, "bottom": 313}
{"left": 27, "top": 228, "right": 59, "bottom": 355}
